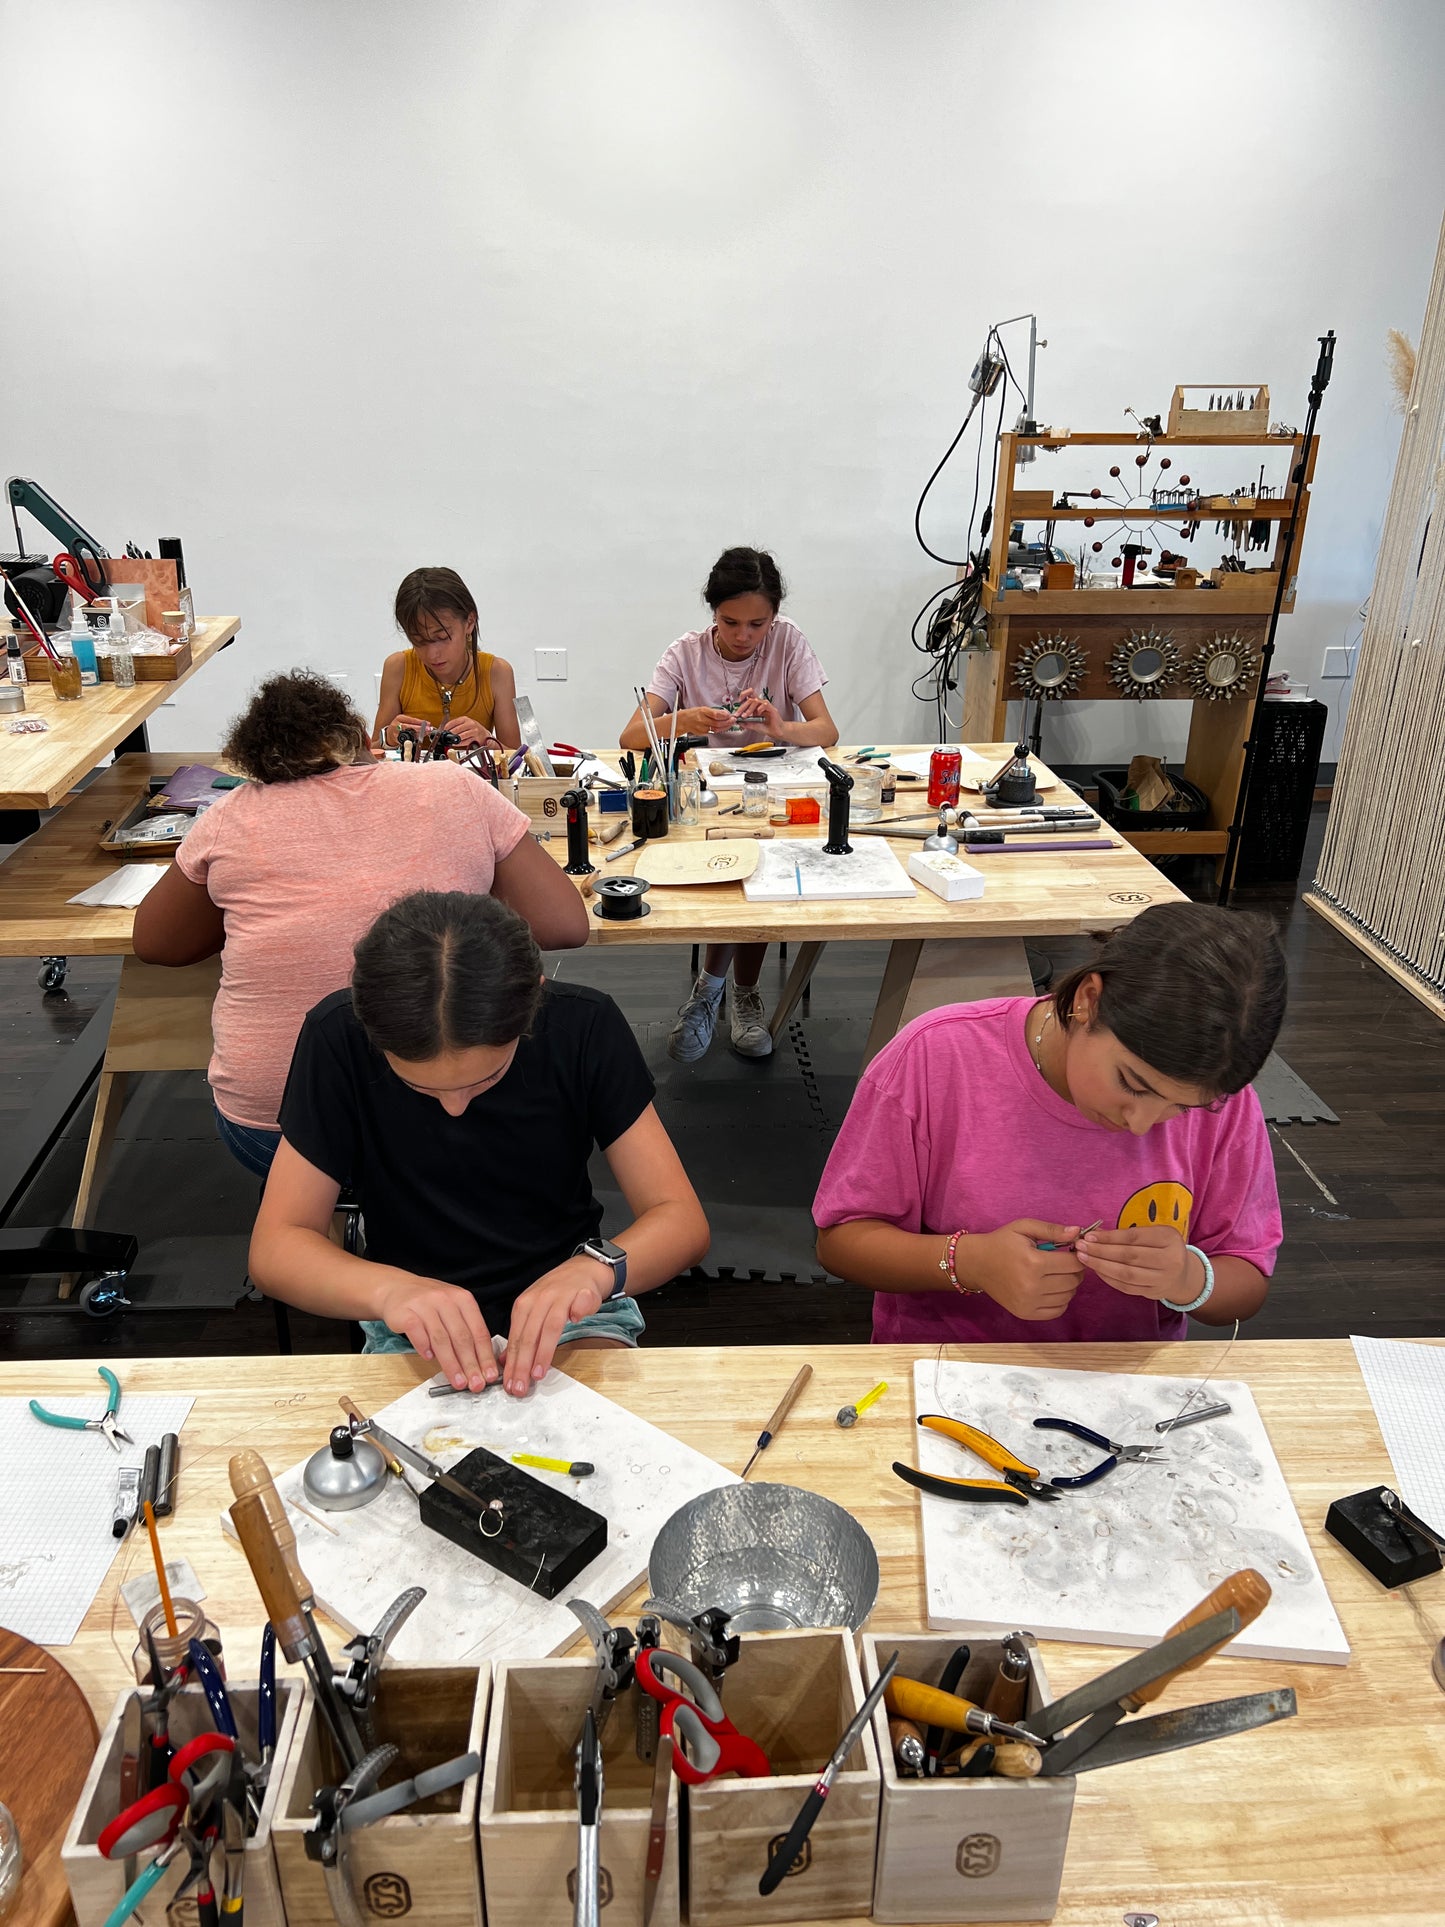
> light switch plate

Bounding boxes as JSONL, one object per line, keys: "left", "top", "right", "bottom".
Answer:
{"left": 1321, "top": 646, "right": 1355, "bottom": 679}
{"left": 535, "top": 648, "right": 567, "bottom": 680}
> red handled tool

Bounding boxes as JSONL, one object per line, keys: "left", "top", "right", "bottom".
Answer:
{"left": 634, "top": 1648, "right": 769, "bottom": 1786}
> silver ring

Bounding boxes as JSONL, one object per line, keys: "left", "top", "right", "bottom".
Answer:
{"left": 479, "top": 1499, "right": 504, "bottom": 1539}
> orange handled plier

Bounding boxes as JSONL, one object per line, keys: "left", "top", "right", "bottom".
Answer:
{"left": 894, "top": 1415, "right": 1064, "bottom": 1506}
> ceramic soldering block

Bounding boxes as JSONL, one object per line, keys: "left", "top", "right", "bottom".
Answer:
{"left": 1324, "top": 1485, "right": 1443, "bottom": 1588}
{"left": 418, "top": 1445, "right": 608, "bottom": 1597}
{"left": 908, "top": 851, "right": 986, "bottom": 902}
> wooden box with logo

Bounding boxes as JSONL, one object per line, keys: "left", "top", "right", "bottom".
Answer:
{"left": 272, "top": 1663, "right": 489, "bottom": 1927}
{"left": 479, "top": 1652, "right": 680, "bottom": 1927}
{"left": 861, "top": 1633, "right": 1074, "bottom": 1923}
{"left": 686, "top": 1628, "right": 878, "bottom": 1927}
{"left": 62, "top": 1677, "right": 302, "bottom": 1927}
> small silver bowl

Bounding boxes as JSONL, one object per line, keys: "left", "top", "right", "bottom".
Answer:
{"left": 649, "top": 1482, "right": 879, "bottom": 1633}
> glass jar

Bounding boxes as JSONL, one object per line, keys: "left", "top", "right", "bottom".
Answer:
{"left": 50, "top": 651, "right": 83, "bottom": 701}
{"left": 130, "top": 1596, "right": 223, "bottom": 1684}
{"left": 851, "top": 765, "right": 884, "bottom": 822}
{"left": 674, "top": 765, "right": 701, "bottom": 826}
{"left": 768, "top": 781, "right": 790, "bottom": 824}
{"left": 742, "top": 771, "right": 769, "bottom": 818}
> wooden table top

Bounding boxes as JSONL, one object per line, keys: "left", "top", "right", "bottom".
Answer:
{"left": 16, "top": 1340, "right": 1444, "bottom": 1925}
{"left": 0, "top": 746, "right": 1182, "bottom": 958}
{"left": 0, "top": 619, "right": 240, "bottom": 811}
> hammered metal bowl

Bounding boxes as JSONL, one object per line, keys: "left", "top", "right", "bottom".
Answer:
{"left": 648, "top": 1482, "right": 879, "bottom": 1632}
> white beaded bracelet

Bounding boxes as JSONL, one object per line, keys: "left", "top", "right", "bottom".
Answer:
{"left": 1163, "top": 1245, "right": 1215, "bottom": 1315}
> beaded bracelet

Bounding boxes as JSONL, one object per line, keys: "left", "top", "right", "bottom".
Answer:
{"left": 1162, "top": 1245, "right": 1215, "bottom": 1315}
{"left": 937, "top": 1229, "right": 982, "bottom": 1295}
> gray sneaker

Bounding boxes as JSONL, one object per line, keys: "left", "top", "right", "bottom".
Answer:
{"left": 729, "top": 983, "right": 774, "bottom": 1058}
{"left": 668, "top": 976, "right": 724, "bottom": 1062}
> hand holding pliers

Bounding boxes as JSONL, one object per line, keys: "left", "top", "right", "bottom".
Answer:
{"left": 894, "top": 1416, "right": 1064, "bottom": 1505}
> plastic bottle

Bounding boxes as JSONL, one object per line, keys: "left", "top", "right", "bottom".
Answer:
{"left": 69, "top": 601, "right": 100, "bottom": 687}
{"left": 108, "top": 606, "right": 136, "bottom": 689}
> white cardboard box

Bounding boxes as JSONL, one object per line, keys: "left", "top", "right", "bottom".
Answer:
{"left": 908, "top": 851, "right": 986, "bottom": 901}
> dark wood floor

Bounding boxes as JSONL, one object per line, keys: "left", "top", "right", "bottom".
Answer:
{"left": 1, "top": 806, "right": 1441, "bottom": 1362}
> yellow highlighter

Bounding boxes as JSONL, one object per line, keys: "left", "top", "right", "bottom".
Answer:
{"left": 836, "top": 1382, "right": 888, "bottom": 1429}
{"left": 511, "top": 1452, "right": 596, "bottom": 1478}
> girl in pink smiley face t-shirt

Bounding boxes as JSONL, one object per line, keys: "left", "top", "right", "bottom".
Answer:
{"left": 814, "top": 903, "right": 1287, "bottom": 1343}
{"left": 619, "top": 547, "right": 839, "bottom": 1068}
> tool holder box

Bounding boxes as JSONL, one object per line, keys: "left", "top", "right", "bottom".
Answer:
{"left": 479, "top": 1654, "right": 681, "bottom": 1927}
{"left": 686, "top": 1628, "right": 878, "bottom": 1927}
{"left": 62, "top": 1676, "right": 302, "bottom": 1927}
{"left": 861, "top": 1633, "right": 1073, "bottom": 1923}
{"left": 272, "top": 1663, "right": 489, "bottom": 1927}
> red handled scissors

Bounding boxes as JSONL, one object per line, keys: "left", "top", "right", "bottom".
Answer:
{"left": 53, "top": 552, "right": 102, "bottom": 602}
{"left": 634, "top": 1648, "right": 769, "bottom": 1786}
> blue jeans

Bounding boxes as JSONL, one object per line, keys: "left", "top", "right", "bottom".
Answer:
{"left": 215, "top": 1108, "right": 282, "bottom": 1179}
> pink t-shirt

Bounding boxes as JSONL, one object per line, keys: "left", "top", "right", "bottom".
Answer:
{"left": 177, "top": 761, "right": 529, "bottom": 1128}
{"left": 649, "top": 618, "right": 827, "bottom": 747}
{"left": 813, "top": 997, "right": 1281, "bottom": 1346}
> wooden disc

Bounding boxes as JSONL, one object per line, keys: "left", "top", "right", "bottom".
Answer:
{"left": 632, "top": 841, "right": 761, "bottom": 886}
{"left": 0, "top": 1626, "right": 98, "bottom": 1927}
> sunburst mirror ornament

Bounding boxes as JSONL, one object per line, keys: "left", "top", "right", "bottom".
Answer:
{"left": 1013, "top": 635, "right": 1087, "bottom": 701}
{"left": 1185, "top": 634, "right": 1260, "bottom": 701}
{"left": 1106, "top": 629, "right": 1181, "bottom": 698}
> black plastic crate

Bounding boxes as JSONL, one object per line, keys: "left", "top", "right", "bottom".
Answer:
{"left": 1095, "top": 766, "right": 1211, "bottom": 831}
{"left": 1236, "top": 699, "right": 1326, "bottom": 885}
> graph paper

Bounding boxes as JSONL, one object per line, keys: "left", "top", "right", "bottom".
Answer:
{"left": 0, "top": 1392, "right": 194, "bottom": 1644}
{"left": 1350, "top": 1336, "right": 1445, "bottom": 1531}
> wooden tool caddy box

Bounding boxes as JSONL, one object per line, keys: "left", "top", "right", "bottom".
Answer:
{"left": 62, "top": 1677, "right": 303, "bottom": 1927}
{"left": 272, "top": 1663, "right": 489, "bottom": 1927}
{"left": 479, "top": 1653, "right": 681, "bottom": 1927}
{"left": 861, "top": 1633, "right": 1074, "bottom": 1924}
{"left": 686, "top": 1628, "right": 878, "bottom": 1927}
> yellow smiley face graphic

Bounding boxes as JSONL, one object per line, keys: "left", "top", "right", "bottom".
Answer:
{"left": 1118, "top": 1181, "right": 1194, "bottom": 1240}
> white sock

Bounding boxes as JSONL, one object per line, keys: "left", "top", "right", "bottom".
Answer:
{"left": 698, "top": 969, "right": 726, "bottom": 995}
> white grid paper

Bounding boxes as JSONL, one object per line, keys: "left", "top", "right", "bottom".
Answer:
{"left": 1350, "top": 1336, "right": 1445, "bottom": 1531}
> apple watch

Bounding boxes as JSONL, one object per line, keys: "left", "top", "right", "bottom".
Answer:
{"left": 573, "top": 1237, "right": 628, "bottom": 1299}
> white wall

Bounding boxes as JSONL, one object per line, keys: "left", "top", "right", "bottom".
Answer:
{"left": 4, "top": 0, "right": 1441, "bottom": 769}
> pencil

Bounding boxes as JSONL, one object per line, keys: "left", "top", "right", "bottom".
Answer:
{"left": 142, "top": 1499, "right": 178, "bottom": 1637}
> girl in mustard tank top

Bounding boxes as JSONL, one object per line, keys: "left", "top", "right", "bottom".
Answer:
{"left": 375, "top": 567, "right": 521, "bottom": 751}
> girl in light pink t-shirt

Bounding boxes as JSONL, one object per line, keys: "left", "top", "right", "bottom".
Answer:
{"left": 620, "top": 547, "right": 839, "bottom": 1067}
{"left": 815, "top": 903, "right": 1287, "bottom": 1344}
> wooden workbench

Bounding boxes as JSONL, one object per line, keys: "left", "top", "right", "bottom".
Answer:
{"left": 0, "top": 619, "right": 240, "bottom": 811}
{"left": 13, "top": 1340, "right": 1443, "bottom": 1925}
{"left": 0, "top": 747, "right": 1183, "bottom": 1056}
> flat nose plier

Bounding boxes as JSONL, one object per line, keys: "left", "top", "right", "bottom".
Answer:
{"left": 894, "top": 1416, "right": 1064, "bottom": 1505}
{"left": 1032, "top": 1417, "right": 1168, "bottom": 1487}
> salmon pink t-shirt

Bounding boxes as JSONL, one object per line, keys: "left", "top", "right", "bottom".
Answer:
{"left": 177, "top": 761, "right": 529, "bottom": 1128}
{"left": 649, "top": 619, "right": 826, "bottom": 746}
{"left": 812, "top": 997, "right": 1281, "bottom": 1345}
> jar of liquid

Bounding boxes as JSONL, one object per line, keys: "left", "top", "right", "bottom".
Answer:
{"left": 131, "top": 1596, "right": 224, "bottom": 1685}
{"left": 851, "top": 765, "right": 884, "bottom": 822}
{"left": 50, "top": 650, "right": 84, "bottom": 701}
{"left": 742, "top": 770, "right": 770, "bottom": 818}
{"left": 928, "top": 746, "right": 962, "bottom": 809}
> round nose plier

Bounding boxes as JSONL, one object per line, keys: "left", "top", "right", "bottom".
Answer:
{"left": 894, "top": 1415, "right": 1065, "bottom": 1505}
{"left": 1032, "top": 1417, "right": 1168, "bottom": 1487}
{"left": 30, "top": 1366, "right": 134, "bottom": 1450}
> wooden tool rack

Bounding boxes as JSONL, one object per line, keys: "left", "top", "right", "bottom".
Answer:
{"left": 964, "top": 426, "right": 1317, "bottom": 865}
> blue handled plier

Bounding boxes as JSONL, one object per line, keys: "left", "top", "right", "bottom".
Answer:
{"left": 1032, "top": 1417, "right": 1167, "bottom": 1488}
{"left": 30, "top": 1367, "right": 134, "bottom": 1450}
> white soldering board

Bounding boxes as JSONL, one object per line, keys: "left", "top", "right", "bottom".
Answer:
{"left": 223, "top": 1370, "right": 737, "bottom": 1666}
{"left": 912, "top": 1357, "right": 1348, "bottom": 1665}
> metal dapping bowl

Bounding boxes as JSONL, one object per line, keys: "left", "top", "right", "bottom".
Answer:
{"left": 649, "top": 1483, "right": 879, "bottom": 1633}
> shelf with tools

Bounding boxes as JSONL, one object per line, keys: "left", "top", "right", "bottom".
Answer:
{"left": 962, "top": 410, "right": 1316, "bottom": 872}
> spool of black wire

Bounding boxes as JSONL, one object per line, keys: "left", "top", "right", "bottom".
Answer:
{"left": 593, "top": 875, "right": 651, "bottom": 921}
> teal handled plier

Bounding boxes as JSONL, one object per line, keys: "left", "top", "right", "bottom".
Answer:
{"left": 30, "top": 1366, "right": 134, "bottom": 1450}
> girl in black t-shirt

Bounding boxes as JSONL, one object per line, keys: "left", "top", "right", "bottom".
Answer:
{"left": 249, "top": 891, "right": 709, "bottom": 1396}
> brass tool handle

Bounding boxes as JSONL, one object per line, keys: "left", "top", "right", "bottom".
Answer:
{"left": 762, "top": 1365, "right": 812, "bottom": 1442}
{"left": 885, "top": 1677, "right": 985, "bottom": 1732}
{"left": 1127, "top": 1569, "right": 1271, "bottom": 1710}
{"left": 230, "top": 1492, "right": 313, "bottom": 1662}
{"left": 229, "top": 1449, "right": 315, "bottom": 1611}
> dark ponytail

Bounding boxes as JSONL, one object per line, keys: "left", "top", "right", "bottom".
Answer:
{"left": 1051, "top": 903, "right": 1286, "bottom": 1096}
{"left": 704, "top": 547, "right": 785, "bottom": 612}
{"left": 351, "top": 892, "right": 543, "bottom": 1060}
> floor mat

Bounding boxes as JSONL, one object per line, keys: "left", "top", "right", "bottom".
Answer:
{"left": 1252, "top": 1051, "right": 1339, "bottom": 1126}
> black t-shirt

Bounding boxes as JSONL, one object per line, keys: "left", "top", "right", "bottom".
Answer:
{"left": 277, "top": 983, "right": 655, "bottom": 1328}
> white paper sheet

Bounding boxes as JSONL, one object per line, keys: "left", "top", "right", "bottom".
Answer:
{"left": 68, "top": 865, "right": 168, "bottom": 908}
{"left": 742, "top": 837, "right": 915, "bottom": 902}
{"left": 0, "top": 1392, "right": 195, "bottom": 1643}
{"left": 1350, "top": 1336, "right": 1445, "bottom": 1532}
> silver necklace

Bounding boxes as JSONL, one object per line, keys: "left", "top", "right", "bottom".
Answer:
{"left": 1031, "top": 1003, "right": 1054, "bottom": 1076}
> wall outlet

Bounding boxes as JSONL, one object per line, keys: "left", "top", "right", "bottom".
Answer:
{"left": 535, "top": 648, "right": 567, "bottom": 680}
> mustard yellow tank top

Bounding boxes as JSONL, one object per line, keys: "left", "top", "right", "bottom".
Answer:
{"left": 398, "top": 647, "right": 496, "bottom": 732}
